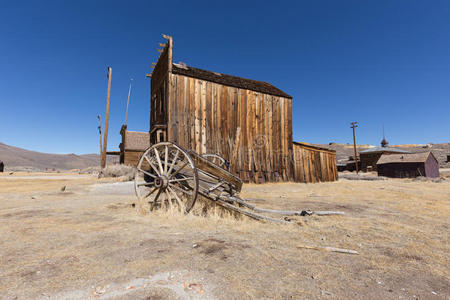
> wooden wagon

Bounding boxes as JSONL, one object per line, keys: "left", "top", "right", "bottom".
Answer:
{"left": 134, "top": 142, "right": 343, "bottom": 223}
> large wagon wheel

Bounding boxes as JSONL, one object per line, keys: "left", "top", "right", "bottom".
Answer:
{"left": 134, "top": 142, "right": 199, "bottom": 214}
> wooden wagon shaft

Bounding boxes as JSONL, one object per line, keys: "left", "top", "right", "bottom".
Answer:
{"left": 215, "top": 199, "right": 289, "bottom": 224}
{"left": 229, "top": 196, "right": 345, "bottom": 216}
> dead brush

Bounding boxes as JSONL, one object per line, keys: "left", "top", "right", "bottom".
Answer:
{"left": 144, "top": 194, "right": 243, "bottom": 223}
{"left": 98, "top": 164, "right": 135, "bottom": 181}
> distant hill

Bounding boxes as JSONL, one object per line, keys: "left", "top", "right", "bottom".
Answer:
{"left": 311, "top": 142, "right": 450, "bottom": 167}
{"left": 0, "top": 142, "right": 118, "bottom": 171}
{"left": 1, "top": 141, "right": 448, "bottom": 172}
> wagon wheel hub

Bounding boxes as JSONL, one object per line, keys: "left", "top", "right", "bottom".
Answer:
{"left": 154, "top": 175, "right": 169, "bottom": 190}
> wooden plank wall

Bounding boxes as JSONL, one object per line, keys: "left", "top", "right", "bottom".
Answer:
{"left": 121, "top": 151, "right": 149, "bottom": 170}
{"left": 123, "top": 151, "right": 144, "bottom": 167}
{"left": 150, "top": 37, "right": 172, "bottom": 144}
{"left": 292, "top": 143, "right": 338, "bottom": 182}
{"left": 167, "top": 73, "right": 293, "bottom": 183}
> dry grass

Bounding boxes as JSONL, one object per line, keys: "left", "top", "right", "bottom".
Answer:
{"left": 0, "top": 174, "right": 449, "bottom": 299}
{"left": 0, "top": 174, "right": 120, "bottom": 194}
{"left": 98, "top": 164, "right": 135, "bottom": 181}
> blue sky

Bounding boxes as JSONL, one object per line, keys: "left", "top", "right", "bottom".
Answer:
{"left": 1, "top": 0, "right": 449, "bottom": 154}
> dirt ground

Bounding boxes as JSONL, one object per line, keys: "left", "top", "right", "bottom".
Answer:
{"left": 0, "top": 173, "right": 449, "bottom": 299}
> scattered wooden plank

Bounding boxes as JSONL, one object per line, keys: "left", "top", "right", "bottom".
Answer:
{"left": 314, "top": 211, "right": 345, "bottom": 216}
{"left": 298, "top": 245, "right": 359, "bottom": 255}
{"left": 215, "top": 199, "right": 289, "bottom": 224}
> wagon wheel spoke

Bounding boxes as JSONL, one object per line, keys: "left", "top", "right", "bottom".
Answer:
{"left": 169, "top": 183, "right": 193, "bottom": 196}
{"left": 164, "top": 145, "right": 169, "bottom": 173}
{"left": 154, "top": 188, "right": 163, "bottom": 202}
{"left": 168, "top": 186, "right": 184, "bottom": 209}
{"left": 137, "top": 181, "right": 155, "bottom": 187}
{"left": 169, "top": 162, "right": 188, "bottom": 178}
{"left": 154, "top": 147, "right": 164, "bottom": 174}
{"left": 167, "top": 150, "right": 179, "bottom": 176}
{"left": 137, "top": 168, "right": 157, "bottom": 179}
{"left": 143, "top": 187, "right": 157, "bottom": 199}
{"left": 151, "top": 188, "right": 163, "bottom": 211}
{"left": 144, "top": 156, "right": 160, "bottom": 176}
{"left": 160, "top": 190, "right": 167, "bottom": 210}
{"left": 169, "top": 177, "right": 194, "bottom": 183}
{"left": 165, "top": 190, "right": 173, "bottom": 210}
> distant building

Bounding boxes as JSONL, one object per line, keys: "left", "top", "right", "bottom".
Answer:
{"left": 337, "top": 163, "right": 347, "bottom": 172}
{"left": 0, "top": 160, "right": 3, "bottom": 172}
{"left": 377, "top": 152, "right": 440, "bottom": 178}
{"left": 359, "top": 136, "right": 409, "bottom": 172}
{"left": 345, "top": 160, "right": 361, "bottom": 172}
{"left": 360, "top": 147, "right": 409, "bottom": 171}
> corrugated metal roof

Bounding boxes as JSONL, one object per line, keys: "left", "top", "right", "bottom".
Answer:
{"left": 172, "top": 63, "right": 292, "bottom": 98}
{"left": 376, "top": 152, "right": 434, "bottom": 164}
{"left": 359, "top": 147, "right": 409, "bottom": 154}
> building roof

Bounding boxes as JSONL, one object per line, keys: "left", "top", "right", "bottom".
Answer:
{"left": 172, "top": 63, "right": 292, "bottom": 98}
{"left": 123, "top": 131, "right": 150, "bottom": 151}
{"left": 376, "top": 151, "right": 436, "bottom": 165}
{"left": 359, "top": 147, "right": 409, "bottom": 154}
{"left": 293, "top": 142, "right": 336, "bottom": 154}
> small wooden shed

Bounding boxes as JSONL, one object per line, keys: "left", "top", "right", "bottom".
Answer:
{"left": 119, "top": 126, "right": 150, "bottom": 167}
{"left": 376, "top": 151, "right": 439, "bottom": 178}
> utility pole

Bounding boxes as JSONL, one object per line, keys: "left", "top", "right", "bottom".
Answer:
{"left": 350, "top": 121, "right": 359, "bottom": 174}
{"left": 101, "top": 67, "right": 112, "bottom": 169}
{"left": 97, "top": 115, "right": 102, "bottom": 155}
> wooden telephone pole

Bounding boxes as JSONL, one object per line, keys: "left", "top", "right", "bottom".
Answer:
{"left": 350, "top": 121, "right": 359, "bottom": 174}
{"left": 101, "top": 67, "right": 112, "bottom": 169}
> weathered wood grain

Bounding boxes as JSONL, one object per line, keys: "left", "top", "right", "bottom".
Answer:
{"left": 158, "top": 68, "right": 336, "bottom": 184}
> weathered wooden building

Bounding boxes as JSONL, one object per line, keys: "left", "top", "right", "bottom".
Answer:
{"left": 359, "top": 146, "right": 408, "bottom": 171}
{"left": 149, "top": 36, "right": 337, "bottom": 183}
{"left": 292, "top": 143, "right": 338, "bottom": 182}
{"left": 118, "top": 126, "right": 150, "bottom": 167}
{"left": 377, "top": 151, "right": 439, "bottom": 178}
